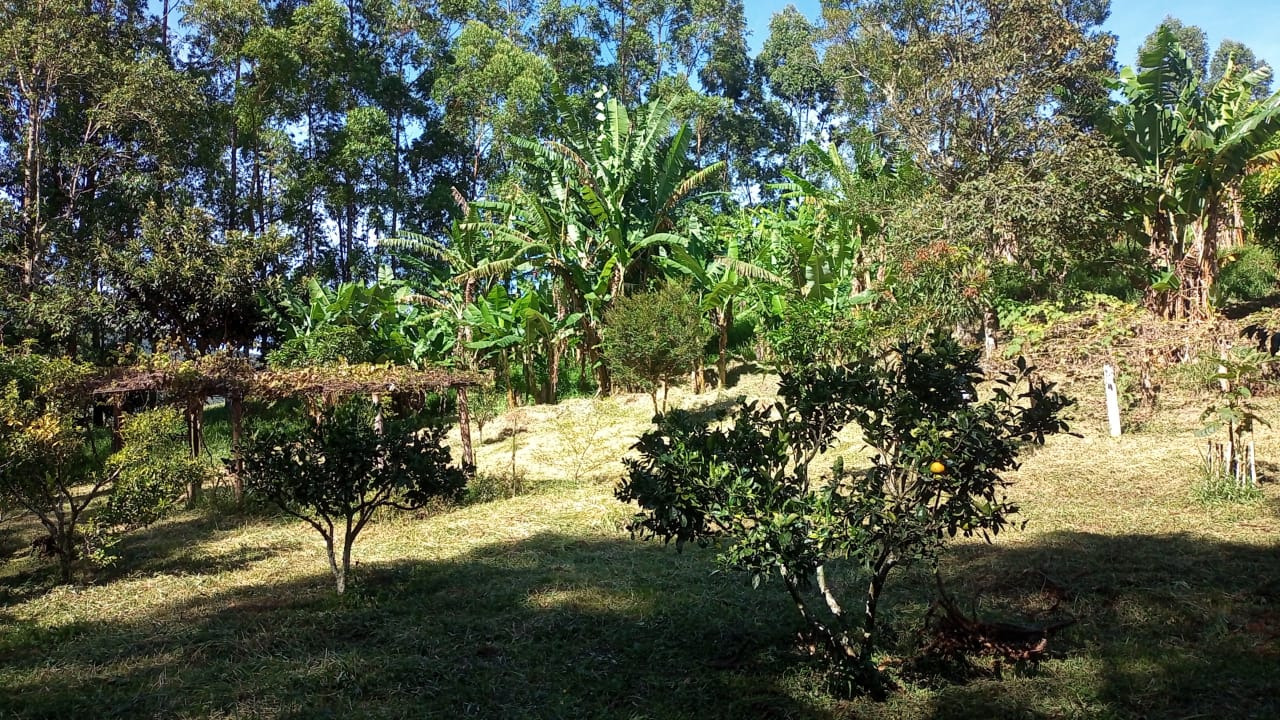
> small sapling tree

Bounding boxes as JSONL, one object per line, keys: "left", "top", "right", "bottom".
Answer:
{"left": 0, "top": 350, "right": 116, "bottom": 581}
{"left": 1197, "top": 347, "right": 1272, "bottom": 493}
{"left": 602, "top": 281, "right": 709, "bottom": 414}
{"left": 617, "top": 334, "right": 1072, "bottom": 690}
{"left": 243, "top": 397, "right": 465, "bottom": 593}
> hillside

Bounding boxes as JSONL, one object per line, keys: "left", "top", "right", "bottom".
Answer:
{"left": 1, "top": 368, "right": 1278, "bottom": 719}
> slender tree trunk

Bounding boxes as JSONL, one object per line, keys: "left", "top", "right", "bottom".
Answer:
{"left": 500, "top": 350, "right": 517, "bottom": 408}
{"left": 229, "top": 61, "right": 240, "bottom": 231}
{"left": 860, "top": 559, "right": 893, "bottom": 664}
{"left": 457, "top": 386, "right": 475, "bottom": 474}
{"left": 230, "top": 393, "right": 244, "bottom": 504}
{"left": 327, "top": 533, "right": 345, "bottom": 594}
{"left": 111, "top": 402, "right": 123, "bottom": 452}
{"left": 717, "top": 301, "right": 732, "bottom": 388}
{"left": 20, "top": 95, "right": 43, "bottom": 292}
{"left": 582, "top": 320, "right": 611, "bottom": 394}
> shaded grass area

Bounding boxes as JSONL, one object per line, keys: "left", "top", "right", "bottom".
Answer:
{"left": 1, "top": 379, "right": 1279, "bottom": 718}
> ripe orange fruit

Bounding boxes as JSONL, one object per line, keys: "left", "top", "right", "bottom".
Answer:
{"left": 929, "top": 461, "right": 946, "bottom": 474}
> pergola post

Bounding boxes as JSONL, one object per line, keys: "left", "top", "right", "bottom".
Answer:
{"left": 185, "top": 395, "right": 205, "bottom": 505}
{"left": 229, "top": 392, "right": 244, "bottom": 504}
{"left": 111, "top": 400, "right": 124, "bottom": 452}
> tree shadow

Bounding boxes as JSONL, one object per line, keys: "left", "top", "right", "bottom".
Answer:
{"left": 724, "top": 362, "right": 763, "bottom": 389}
{"left": 681, "top": 392, "right": 750, "bottom": 425}
{"left": 2, "top": 528, "right": 1278, "bottom": 718}
{"left": 0, "top": 532, "right": 835, "bottom": 719}
{"left": 915, "top": 530, "right": 1280, "bottom": 719}
{"left": 101, "top": 513, "right": 303, "bottom": 580}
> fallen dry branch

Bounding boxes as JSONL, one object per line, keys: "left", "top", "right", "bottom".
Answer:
{"left": 919, "top": 574, "right": 1076, "bottom": 665}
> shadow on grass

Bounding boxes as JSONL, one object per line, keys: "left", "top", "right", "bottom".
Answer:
{"left": 0, "top": 532, "right": 832, "bottom": 720}
{"left": 724, "top": 362, "right": 762, "bottom": 389}
{"left": 1, "top": 529, "right": 1278, "bottom": 719}
{"left": 914, "top": 531, "right": 1280, "bottom": 719}
{"left": 681, "top": 392, "right": 749, "bottom": 425}
{"left": 102, "top": 512, "right": 303, "bottom": 581}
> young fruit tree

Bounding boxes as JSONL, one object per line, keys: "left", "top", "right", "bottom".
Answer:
{"left": 0, "top": 351, "right": 109, "bottom": 581}
{"left": 616, "top": 335, "right": 1072, "bottom": 690}
{"left": 243, "top": 397, "right": 466, "bottom": 593}
{"left": 602, "top": 280, "right": 709, "bottom": 415}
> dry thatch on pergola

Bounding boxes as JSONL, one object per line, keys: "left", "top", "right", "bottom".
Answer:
{"left": 89, "top": 359, "right": 481, "bottom": 401}
{"left": 89, "top": 355, "right": 255, "bottom": 400}
{"left": 251, "top": 363, "right": 482, "bottom": 400}
{"left": 87, "top": 359, "right": 486, "bottom": 502}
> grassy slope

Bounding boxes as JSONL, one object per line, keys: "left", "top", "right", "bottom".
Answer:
{"left": 1, "top": 372, "right": 1278, "bottom": 719}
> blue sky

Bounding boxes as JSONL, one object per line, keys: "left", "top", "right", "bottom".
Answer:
{"left": 744, "top": 1, "right": 1280, "bottom": 70}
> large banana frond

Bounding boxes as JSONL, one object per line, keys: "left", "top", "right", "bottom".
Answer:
{"left": 454, "top": 255, "right": 530, "bottom": 283}
{"left": 713, "top": 257, "right": 784, "bottom": 284}
{"left": 381, "top": 231, "right": 448, "bottom": 260}
{"left": 661, "top": 162, "right": 727, "bottom": 216}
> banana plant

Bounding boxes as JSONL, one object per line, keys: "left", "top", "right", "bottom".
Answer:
{"left": 461, "top": 88, "right": 724, "bottom": 394}
{"left": 770, "top": 140, "right": 896, "bottom": 303}
{"left": 677, "top": 213, "right": 782, "bottom": 388}
{"left": 1102, "top": 26, "right": 1280, "bottom": 319}
{"left": 262, "top": 276, "right": 416, "bottom": 364}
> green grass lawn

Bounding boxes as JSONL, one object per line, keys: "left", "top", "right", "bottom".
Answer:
{"left": 1, "top": 376, "right": 1278, "bottom": 719}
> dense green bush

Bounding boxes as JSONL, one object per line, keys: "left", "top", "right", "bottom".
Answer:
{"left": 1217, "top": 245, "right": 1278, "bottom": 304}
{"left": 99, "top": 408, "right": 210, "bottom": 531}
{"left": 602, "top": 281, "right": 708, "bottom": 414}
{"left": 617, "top": 335, "right": 1072, "bottom": 692}
{"left": 243, "top": 397, "right": 465, "bottom": 593}
{"left": 267, "top": 324, "right": 373, "bottom": 367}
{"left": 765, "top": 298, "right": 871, "bottom": 371}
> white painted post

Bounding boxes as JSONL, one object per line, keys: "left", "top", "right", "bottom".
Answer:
{"left": 1103, "top": 363, "right": 1122, "bottom": 437}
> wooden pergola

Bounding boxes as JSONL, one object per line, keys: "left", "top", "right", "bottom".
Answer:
{"left": 91, "top": 360, "right": 483, "bottom": 503}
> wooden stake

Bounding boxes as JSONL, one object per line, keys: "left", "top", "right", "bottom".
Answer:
{"left": 1103, "top": 364, "right": 1121, "bottom": 437}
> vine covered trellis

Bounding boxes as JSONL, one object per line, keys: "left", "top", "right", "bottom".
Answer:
{"left": 90, "top": 358, "right": 483, "bottom": 502}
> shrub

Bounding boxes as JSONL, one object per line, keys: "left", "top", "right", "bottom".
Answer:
{"left": 616, "top": 334, "right": 1072, "bottom": 691}
{"left": 766, "top": 297, "right": 871, "bottom": 371}
{"left": 267, "top": 324, "right": 372, "bottom": 368}
{"left": 0, "top": 349, "right": 106, "bottom": 581}
{"left": 243, "top": 397, "right": 465, "bottom": 593}
{"left": 1217, "top": 245, "right": 1278, "bottom": 304}
{"left": 602, "top": 281, "right": 708, "bottom": 414}
{"left": 95, "top": 408, "right": 211, "bottom": 543}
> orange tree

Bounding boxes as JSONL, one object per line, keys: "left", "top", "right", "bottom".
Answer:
{"left": 616, "top": 334, "right": 1071, "bottom": 692}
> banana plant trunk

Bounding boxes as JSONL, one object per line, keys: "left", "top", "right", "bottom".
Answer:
{"left": 1145, "top": 197, "right": 1223, "bottom": 322}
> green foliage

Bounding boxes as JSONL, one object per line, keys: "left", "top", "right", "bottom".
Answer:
{"left": 267, "top": 325, "right": 372, "bottom": 367}
{"left": 1217, "top": 245, "right": 1278, "bottom": 303}
{"left": 264, "top": 278, "right": 423, "bottom": 366}
{"left": 1138, "top": 16, "right": 1209, "bottom": 82}
{"left": 101, "top": 408, "right": 210, "bottom": 532}
{"left": 765, "top": 298, "right": 870, "bottom": 372}
{"left": 106, "top": 204, "right": 290, "bottom": 355}
{"left": 602, "top": 281, "right": 708, "bottom": 414}
{"left": 243, "top": 398, "right": 465, "bottom": 593}
{"left": 469, "top": 89, "right": 724, "bottom": 392}
{"left": 617, "top": 334, "right": 1072, "bottom": 690}
{"left": 1198, "top": 348, "right": 1272, "bottom": 440}
{"left": 0, "top": 348, "right": 107, "bottom": 581}
{"left": 1103, "top": 27, "right": 1280, "bottom": 318}
{"left": 1191, "top": 451, "right": 1265, "bottom": 506}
